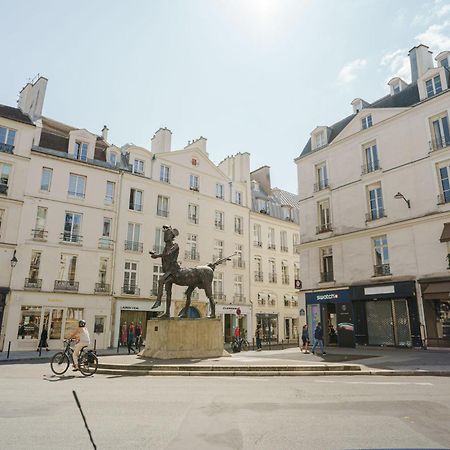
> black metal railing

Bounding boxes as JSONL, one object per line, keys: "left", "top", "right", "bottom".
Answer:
{"left": 267, "top": 298, "right": 276, "bottom": 306}
{"left": 268, "top": 243, "right": 276, "bottom": 250}
{"left": 233, "top": 259, "right": 245, "bottom": 269}
{"left": 320, "top": 271, "right": 334, "bottom": 283}
{"left": 268, "top": 273, "right": 277, "bottom": 283}
{"left": 316, "top": 223, "right": 333, "bottom": 234}
{"left": 31, "top": 229, "right": 48, "bottom": 240}
{"left": 213, "top": 293, "right": 226, "bottom": 301}
{"left": 68, "top": 190, "right": 85, "bottom": 199}
{"left": 254, "top": 271, "right": 263, "bottom": 282}
{"left": 257, "top": 298, "right": 265, "bottom": 306}
{"left": 214, "top": 220, "right": 224, "bottom": 230}
{"left": 429, "top": 137, "right": 450, "bottom": 152}
{"left": 157, "top": 208, "right": 168, "bottom": 217}
{"left": 104, "top": 194, "right": 114, "bottom": 204}
{"left": 361, "top": 161, "right": 380, "bottom": 175}
{"left": 94, "top": 283, "right": 110, "bottom": 293}
{"left": 98, "top": 238, "right": 114, "bottom": 250}
{"left": 284, "top": 299, "right": 290, "bottom": 307}
{"left": 190, "top": 186, "right": 199, "bottom": 192}
{"left": 24, "top": 278, "right": 42, "bottom": 290}
{"left": 253, "top": 240, "right": 262, "bottom": 247}
{"left": 185, "top": 250, "right": 200, "bottom": 261}
{"left": 60, "top": 233, "right": 83, "bottom": 243}
{"left": 373, "top": 264, "right": 391, "bottom": 276}
{"left": 280, "top": 245, "right": 288, "bottom": 252}
{"left": 124, "top": 240, "right": 143, "bottom": 252}
{"left": 122, "top": 285, "right": 140, "bottom": 295}
{"left": 282, "top": 275, "right": 290, "bottom": 285}
{"left": 0, "top": 183, "right": 8, "bottom": 195}
{"left": 0, "top": 143, "right": 14, "bottom": 154}
{"left": 438, "top": 193, "right": 450, "bottom": 205}
{"left": 54, "top": 280, "right": 79, "bottom": 291}
{"left": 365, "top": 210, "right": 386, "bottom": 222}
{"left": 291, "top": 300, "right": 298, "bottom": 307}
{"left": 313, "top": 179, "right": 329, "bottom": 192}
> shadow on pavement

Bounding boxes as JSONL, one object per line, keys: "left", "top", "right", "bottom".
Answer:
{"left": 43, "top": 374, "right": 77, "bottom": 382}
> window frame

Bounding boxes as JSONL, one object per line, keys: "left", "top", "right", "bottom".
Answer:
{"left": 68, "top": 173, "right": 86, "bottom": 199}
{"left": 40, "top": 167, "right": 53, "bottom": 192}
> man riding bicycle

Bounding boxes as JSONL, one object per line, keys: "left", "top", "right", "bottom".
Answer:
{"left": 70, "top": 320, "right": 90, "bottom": 371}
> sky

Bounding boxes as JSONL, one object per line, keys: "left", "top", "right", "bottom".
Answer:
{"left": 2, "top": 0, "right": 450, "bottom": 193}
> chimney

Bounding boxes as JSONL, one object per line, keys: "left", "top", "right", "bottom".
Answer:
{"left": 101, "top": 125, "right": 109, "bottom": 141}
{"left": 251, "top": 165, "right": 271, "bottom": 193}
{"left": 18, "top": 75, "right": 48, "bottom": 121}
{"left": 409, "top": 44, "right": 434, "bottom": 83}
{"left": 184, "top": 136, "right": 207, "bottom": 154}
{"left": 151, "top": 127, "right": 172, "bottom": 153}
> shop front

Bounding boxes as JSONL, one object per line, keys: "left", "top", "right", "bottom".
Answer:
{"left": 350, "top": 281, "right": 421, "bottom": 348}
{"left": 305, "top": 289, "right": 354, "bottom": 348}
{"left": 256, "top": 313, "right": 278, "bottom": 343}
{"left": 419, "top": 278, "right": 450, "bottom": 348}
{"left": 216, "top": 304, "right": 252, "bottom": 343}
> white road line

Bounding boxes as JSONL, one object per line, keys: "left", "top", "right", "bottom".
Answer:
{"left": 315, "top": 380, "right": 433, "bottom": 386}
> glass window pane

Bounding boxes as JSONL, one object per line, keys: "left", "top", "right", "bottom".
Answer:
{"left": 6, "top": 129, "right": 16, "bottom": 146}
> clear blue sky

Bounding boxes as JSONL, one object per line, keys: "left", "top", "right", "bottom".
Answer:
{"left": 2, "top": 0, "right": 450, "bottom": 193}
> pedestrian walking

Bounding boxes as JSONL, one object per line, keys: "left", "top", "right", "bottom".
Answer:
{"left": 300, "top": 324, "right": 310, "bottom": 354}
{"left": 255, "top": 324, "right": 262, "bottom": 351}
{"left": 311, "top": 322, "right": 326, "bottom": 355}
{"left": 120, "top": 321, "right": 127, "bottom": 347}
{"left": 37, "top": 327, "right": 49, "bottom": 352}
{"left": 135, "top": 321, "right": 142, "bottom": 350}
{"left": 127, "top": 325, "right": 136, "bottom": 354}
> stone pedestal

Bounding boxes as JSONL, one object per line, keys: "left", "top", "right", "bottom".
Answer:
{"left": 141, "top": 318, "right": 229, "bottom": 359}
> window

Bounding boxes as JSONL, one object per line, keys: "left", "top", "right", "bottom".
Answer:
{"left": 102, "top": 218, "right": 112, "bottom": 237}
{"left": 439, "top": 164, "right": 450, "bottom": 203}
{"left": 235, "top": 191, "right": 242, "bottom": 205}
{"left": 188, "top": 204, "right": 199, "bottom": 224}
{"left": 105, "top": 181, "right": 115, "bottom": 204}
{"left": 64, "top": 308, "right": 84, "bottom": 339}
{"left": 213, "top": 272, "right": 224, "bottom": 297}
{"left": 74, "top": 142, "right": 88, "bottom": 161}
{"left": 189, "top": 174, "right": 199, "bottom": 191}
{"left": 234, "top": 216, "right": 243, "bottom": 234}
{"left": 126, "top": 223, "right": 142, "bottom": 251}
{"left": 17, "top": 306, "right": 42, "bottom": 339}
{"left": 160, "top": 165, "right": 170, "bottom": 183}
{"left": 0, "top": 126, "right": 16, "bottom": 151}
{"left": 108, "top": 152, "right": 117, "bottom": 165}
{"left": 293, "top": 233, "right": 300, "bottom": 253}
{"left": 214, "top": 239, "right": 224, "bottom": 259}
{"left": 281, "top": 261, "right": 289, "bottom": 284}
{"left": 40, "top": 168, "right": 52, "bottom": 192}
{"left": 373, "top": 235, "right": 390, "bottom": 276}
{"left": 256, "top": 198, "right": 267, "bottom": 213}
{"left": 280, "top": 230, "right": 288, "bottom": 251}
{"left": 426, "top": 75, "right": 442, "bottom": 98}
{"left": 152, "top": 264, "right": 163, "bottom": 294}
{"left": 315, "top": 163, "right": 328, "bottom": 191}
{"left": 34, "top": 207, "right": 47, "bottom": 239}
{"left": 68, "top": 174, "right": 86, "bottom": 198}
{"left": 133, "top": 159, "right": 145, "bottom": 175}
{"left": 0, "top": 163, "right": 11, "bottom": 194}
{"left": 320, "top": 247, "right": 333, "bottom": 282}
{"left": 57, "top": 254, "right": 78, "bottom": 282}
{"left": 28, "top": 251, "right": 41, "bottom": 281}
{"left": 156, "top": 195, "right": 169, "bottom": 217}
{"left": 215, "top": 211, "right": 224, "bottom": 230}
{"left": 281, "top": 205, "right": 293, "bottom": 221}
{"left": 234, "top": 274, "right": 243, "bottom": 297}
{"left": 186, "top": 234, "right": 199, "bottom": 260}
{"left": 268, "top": 227, "right": 275, "bottom": 250}
{"left": 63, "top": 212, "right": 82, "bottom": 243}
{"left": 254, "top": 256, "right": 263, "bottom": 281}
{"left": 393, "top": 84, "right": 401, "bottom": 94}
{"left": 294, "top": 263, "right": 300, "bottom": 281}
{"left": 0, "top": 209, "right": 4, "bottom": 239}
{"left": 314, "top": 130, "right": 326, "bottom": 149}
{"left": 234, "top": 243, "right": 244, "bottom": 268}
{"left": 318, "top": 199, "right": 331, "bottom": 232}
{"left": 154, "top": 227, "right": 165, "bottom": 253}
{"left": 269, "top": 259, "right": 277, "bottom": 283}
{"left": 129, "top": 189, "right": 143, "bottom": 211}
{"left": 98, "top": 257, "right": 108, "bottom": 284}
{"left": 124, "top": 261, "right": 138, "bottom": 291}
{"left": 430, "top": 113, "right": 450, "bottom": 150}
{"left": 361, "top": 115, "right": 373, "bottom": 130}
{"left": 367, "top": 185, "right": 385, "bottom": 220}
{"left": 363, "top": 142, "right": 379, "bottom": 173}
{"left": 253, "top": 224, "right": 262, "bottom": 246}
{"left": 216, "top": 183, "right": 224, "bottom": 199}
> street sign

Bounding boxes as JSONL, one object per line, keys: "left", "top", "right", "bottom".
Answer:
{"left": 294, "top": 279, "right": 302, "bottom": 289}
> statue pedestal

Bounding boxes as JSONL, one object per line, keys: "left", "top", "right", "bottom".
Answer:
{"left": 141, "top": 318, "right": 229, "bottom": 359}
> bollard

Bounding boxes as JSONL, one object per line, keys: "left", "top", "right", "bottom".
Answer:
{"left": 94, "top": 339, "right": 96, "bottom": 352}
{"left": 39, "top": 345, "right": 42, "bottom": 357}
{"left": 7, "top": 341, "right": 11, "bottom": 359}
{"left": 281, "top": 339, "right": 284, "bottom": 350}
{"left": 117, "top": 337, "right": 120, "bottom": 353}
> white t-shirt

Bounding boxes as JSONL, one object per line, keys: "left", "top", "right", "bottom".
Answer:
{"left": 79, "top": 327, "right": 90, "bottom": 344}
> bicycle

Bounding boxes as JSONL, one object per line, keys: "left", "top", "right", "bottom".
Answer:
{"left": 50, "top": 339, "right": 98, "bottom": 376}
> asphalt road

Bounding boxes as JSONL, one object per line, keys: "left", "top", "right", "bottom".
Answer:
{"left": 0, "top": 362, "right": 449, "bottom": 450}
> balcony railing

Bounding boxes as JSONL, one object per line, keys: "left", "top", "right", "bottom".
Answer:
{"left": 232, "top": 259, "right": 245, "bottom": 269}
{"left": 213, "top": 293, "right": 226, "bottom": 301}
{"left": 316, "top": 223, "right": 333, "bottom": 234}
{"left": 214, "top": 220, "right": 224, "bottom": 230}
{"left": 0, "top": 183, "right": 8, "bottom": 195}
{"left": 429, "top": 137, "right": 450, "bottom": 152}
{"left": 124, "top": 240, "right": 143, "bottom": 252}
{"left": 189, "top": 215, "right": 199, "bottom": 224}
{"left": 190, "top": 186, "right": 199, "bottom": 192}
{"left": 320, "top": 271, "right": 334, "bottom": 283}
{"left": 122, "top": 285, "right": 140, "bottom": 295}
{"left": 373, "top": 264, "right": 391, "bottom": 277}
{"left": 268, "top": 243, "right": 276, "bottom": 250}
{"left": 31, "top": 229, "right": 48, "bottom": 240}
{"left": 233, "top": 294, "right": 245, "bottom": 304}
{"left": 212, "top": 254, "right": 226, "bottom": 265}
{"left": 253, "top": 240, "right": 262, "bottom": 247}
{"left": 0, "top": 143, "right": 14, "bottom": 154}
{"left": 284, "top": 299, "right": 290, "bottom": 307}
{"left": 130, "top": 203, "right": 143, "bottom": 212}
{"left": 268, "top": 298, "right": 276, "bottom": 306}
{"left": 94, "top": 283, "right": 110, "bottom": 293}
{"left": 282, "top": 275, "right": 290, "bottom": 285}
{"left": 268, "top": 273, "right": 277, "bottom": 283}
{"left": 438, "top": 193, "right": 450, "bottom": 205}
{"left": 98, "top": 237, "right": 114, "bottom": 250}
{"left": 24, "top": 278, "right": 42, "bottom": 290}
{"left": 365, "top": 210, "right": 386, "bottom": 222}
{"left": 60, "top": 233, "right": 83, "bottom": 244}
{"left": 280, "top": 245, "right": 288, "bottom": 252}
{"left": 257, "top": 298, "right": 265, "bottom": 306}
{"left": 104, "top": 195, "right": 114, "bottom": 204}
{"left": 157, "top": 208, "right": 168, "bottom": 217}
{"left": 361, "top": 161, "right": 380, "bottom": 175}
{"left": 54, "top": 280, "right": 79, "bottom": 292}
{"left": 292, "top": 300, "right": 298, "bottom": 307}
{"left": 68, "top": 190, "right": 85, "bottom": 199}
{"left": 313, "top": 179, "right": 329, "bottom": 192}
{"left": 185, "top": 250, "right": 200, "bottom": 261}
{"left": 254, "top": 271, "right": 263, "bottom": 282}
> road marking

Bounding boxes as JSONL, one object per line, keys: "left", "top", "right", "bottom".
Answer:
{"left": 315, "top": 380, "right": 433, "bottom": 386}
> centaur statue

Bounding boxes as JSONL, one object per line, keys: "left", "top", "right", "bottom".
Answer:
{"left": 150, "top": 226, "right": 234, "bottom": 319}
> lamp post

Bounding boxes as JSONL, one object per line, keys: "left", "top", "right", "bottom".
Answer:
{"left": 394, "top": 192, "right": 411, "bottom": 208}
{"left": 1, "top": 250, "right": 18, "bottom": 351}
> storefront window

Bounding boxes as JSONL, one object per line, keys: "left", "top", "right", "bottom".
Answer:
{"left": 64, "top": 308, "right": 84, "bottom": 339}
{"left": 94, "top": 316, "right": 105, "bottom": 334}
{"left": 17, "top": 306, "right": 42, "bottom": 339}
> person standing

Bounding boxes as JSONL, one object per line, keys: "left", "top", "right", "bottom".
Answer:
{"left": 255, "top": 324, "right": 262, "bottom": 351}
{"left": 120, "top": 321, "right": 127, "bottom": 347}
{"left": 311, "top": 322, "right": 326, "bottom": 355}
{"left": 300, "top": 324, "right": 310, "bottom": 354}
{"left": 37, "top": 327, "right": 49, "bottom": 352}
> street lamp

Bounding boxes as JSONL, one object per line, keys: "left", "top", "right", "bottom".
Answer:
{"left": 10, "top": 250, "right": 18, "bottom": 268}
{"left": 394, "top": 192, "right": 411, "bottom": 208}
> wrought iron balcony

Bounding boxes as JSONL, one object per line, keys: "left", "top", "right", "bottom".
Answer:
{"left": 313, "top": 179, "right": 329, "bottom": 192}
{"left": 104, "top": 195, "right": 114, "bottom": 204}
{"left": 292, "top": 300, "right": 298, "bottom": 307}
{"left": 60, "top": 233, "right": 83, "bottom": 244}
{"left": 254, "top": 271, "right": 263, "bottom": 282}
{"left": 365, "top": 210, "right": 386, "bottom": 222}
{"left": 267, "top": 243, "right": 276, "bottom": 250}
{"left": 157, "top": 208, "right": 168, "bottom": 217}
{"left": 31, "top": 229, "right": 48, "bottom": 240}
{"left": 214, "top": 220, "right": 224, "bottom": 230}
{"left": 284, "top": 299, "right": 290, "bottom": 307}
{"left": 122, "top": 285, "right": 140, "bottom": 295}
{"left": 320, "top": 271, "right": 334, "bottom": 283}
{"left": 280, "top": 245, "right": 288, "bottom": 252}
{"left": 257, "top": 298, "right": 265, "bottom": 306}
{"left": 54, "top": 280, "right": 79, "bottom": 291}
{"left": 268, "top": 273, "right": 277, "bottom": 283}
{"left": 253, "top": 240, "right": 262, "bottom": 247}
{"left": 429, "top": 137, "right": 450, "bottom": 152}
{"left": 316, "top": 223, "right": 333, "bottom": 234}
{"left": 235, "top": 227, "right": 243, "bottom": 235}
{"left": 213, "top": 293, "right": 226, "bottom": 301}
{"left": 190, "top": 186, "right": 199, "bottom": 192}
{"left": 124, "top": 240, "right": 143, "bottom": 252}
{"left": 361, "top": 161, "right": 381, "bottom": 175}
{"left": 68, "top": 190, "right": 85, "bottom": 199}
{"left": 268, "top": 298, "right": 276, "bottom": 306}
{"left": 94, "top": 283, "right": 110, "bottom": 293}
{"left": 233, "top": 259, "right": 245, "bottom": 269}
{"left": 373, "top": 264, "right": 391, "bottom": 277}
{"left": 282, "top": 275, "right": 290, "bottom": 285}
{"left": 0, "top": 143, "right": 14, "bottom": 154}
{"left": 233, "top": 294, "right": 245, "bottom": 304}
{"left": 98, "top": 238, "right": 114, "bottom": 250}
{"left": 24, "top": 278, "right": 42, "bottom": 290}
{"left": 0, "top": 183, "right": 8, "bottom": 195}
{"left": 185, "top": 250, "right": 200, "bottom": 261}
{"left": 438, "top": 193, "right": 450, "bottom": 205}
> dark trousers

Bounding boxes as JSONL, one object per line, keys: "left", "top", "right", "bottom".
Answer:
{"left": 256, "top": 337, "right": 262, "bottom": 349}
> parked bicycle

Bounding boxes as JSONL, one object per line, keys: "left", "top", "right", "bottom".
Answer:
{"left": 50, "top": 339, "right": 98, "bottom": 376}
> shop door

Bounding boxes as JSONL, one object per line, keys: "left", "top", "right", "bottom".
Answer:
{"left": 43, "top": 308, "right": 64, "bottom": 344}
{"left": 366, "top": 301, "right": 395, "bottom": 346}
{"left": 224, "top": 314, "right": 233, "bottom": 343}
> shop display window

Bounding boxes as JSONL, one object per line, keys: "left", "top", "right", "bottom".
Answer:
{"left": 94, "top": 316, "right": 105, "bottom": 334}
{"left": 17, "top": 306, "right": 42, "bottom": 339}
{"left": 64, "top": 308, "right": 84, "bottom": 339}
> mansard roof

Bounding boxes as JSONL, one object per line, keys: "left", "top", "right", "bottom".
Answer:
{"left": 0, "top": 104, "right": 34, "bottom": 125}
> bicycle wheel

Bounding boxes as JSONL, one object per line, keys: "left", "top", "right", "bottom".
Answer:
{"left": 50, "top": 352, "right": 70, "bottom": 375}
{"left": 78, "top": 352, "right": 98, "bottom": 376}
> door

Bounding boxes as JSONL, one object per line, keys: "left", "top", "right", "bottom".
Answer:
{"left": 41, "top": 308, "right": 64, "bottom": 345}
{"left": 366, "top": 301, "right": 395, "bottom": 346}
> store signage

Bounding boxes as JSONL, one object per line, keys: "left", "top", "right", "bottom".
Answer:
{"left": 364, "top": 285, "right": 395, "bottom": 296}
{"left": 121, "top": 306, "right": 140, "bottom": 310}
{"left": 306, "top": 289, "right": 350, "bottom": 304}
{"left": 316, "top": 293, "right": 338, "bottom": 300}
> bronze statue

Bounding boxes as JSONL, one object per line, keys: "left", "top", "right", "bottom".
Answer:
{"left": 150, "top": 226, "right": 234, "bottom": 319}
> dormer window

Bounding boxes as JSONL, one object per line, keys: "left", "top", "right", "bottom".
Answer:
{"left": 314, "top": 130, "right": 326, "bottom": 149}
{"left": 133, "top": 159, "right": 145, "bottom": 175}
{"left": 281, "top": 205, "right": 293, "bottom": 221}
{"left": 426, "top": 75, "right": 442, "bottom": 98}
{"left": 256, "top": 198, "right": 267, "bottom": 213}
{"left": 361, "top": 115, "right": 373, "bottom": 130}
{"left": 74, "top": 142, "right": 88, "bottom": 162}
{"left": 393, "top": 84, "right": 401, "bottom": 94}
{"left": 109, "top": 152, "right": 117, "bottom": 165}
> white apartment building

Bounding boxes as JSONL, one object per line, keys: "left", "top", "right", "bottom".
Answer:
{"left": 295, "top": 44, "right": 450, "bottom": 349}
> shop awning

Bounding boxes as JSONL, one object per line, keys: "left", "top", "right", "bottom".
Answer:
{"left": 422, "top": 281, "right": 450, "bottom": 300}
{"left": 440, "top": 223, "right": 450, "bottom": 242}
